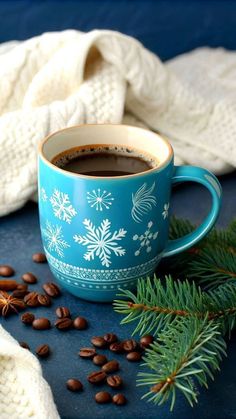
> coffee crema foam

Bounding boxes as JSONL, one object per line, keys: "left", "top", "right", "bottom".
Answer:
{"left": 51, "top": 144, "right": 159, "bottom": 177}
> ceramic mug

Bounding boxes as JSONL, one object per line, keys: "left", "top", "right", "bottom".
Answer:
{"left": 38, "top": 124, "right": 222, "bottom": 302}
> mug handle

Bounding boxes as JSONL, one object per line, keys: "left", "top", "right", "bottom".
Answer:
{"left": 162, "top": 166, "right": 222, "bottom": 258}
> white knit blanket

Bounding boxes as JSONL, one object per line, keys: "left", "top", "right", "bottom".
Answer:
{"left": 0, "top": 29, "right": 235, "bottom": 217}
{"left": 0, "top": 326, "right": 59, "bottom": 419}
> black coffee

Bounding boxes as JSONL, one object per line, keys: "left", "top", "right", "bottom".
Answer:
{"left": 52, "top": 145, "right": 157, "bottom": 177}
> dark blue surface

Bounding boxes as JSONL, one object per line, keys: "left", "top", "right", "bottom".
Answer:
{"left": 0, "top": 0, "right": 236, "bottom": 417}
{"left": 1, "top": 173, "right": 236, "bottom": 419}
{"left": 1, "top": 0, "right": 236, "bottom": 60}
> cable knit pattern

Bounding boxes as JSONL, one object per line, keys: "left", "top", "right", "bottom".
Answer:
{"left": 0, "top": 29, "right": 235, "bottom": 216}
{"left": 0, "top": 326, "right": 59, "bottom": 419}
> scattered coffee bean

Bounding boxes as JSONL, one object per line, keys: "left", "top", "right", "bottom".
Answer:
{"left": 32, "top": 317, "right": 51, "bottom": 330}
{"left": 109, "top": 342, "right": 124, "bottom": 353}
{"left": 43, "top": 282, "right": 60, "bottom": 297}
{"left": 16, "top": 284, "right": 28, "bottom": 291}
{"left": 56, "top": 306, "right": 71, "bottom": 319}
{"left": 122, "top": 339, "right": 137, "bottom": 352}
{"left": 73, "top": 316, "right": 88, "bottom": 330}
{"left": 24, "top": 291, "right": 39, "bottom": 307}
{"left": 22, "top": 272, "right": 37, "bottom": 284}
{"left": 36, "top": 344, "right": 50, "bottom": 358}
{"left": 140, "top": 335, "right": 154, "bottom": 349}
{"left": 0, "top": 265, "right": 15, "bottom": 277}
{"left": 126, "top": 351, "right": 142, "bottom": 362}
{"left": 19, "top": 341, "right": 30, "bottom": 350}
{"left": 91, "top": 336, "right": 107, "bottom": 348}
{"left": 79, "top": 348, "right": 96, "bottom": 359}
{"left": 87, "top": 370, "right": 107, "bottom": 384}
{"left": 107, "top": 375, "right": 123, "bottom": 388}
{"left": 32, "top": 253, "right": 47, "bottom": 263}
{"left": 0, "top": 279, "right": 18, "bottom": 291}
{"left": 112, "top": 393, "right": 127, "bottom": 405}
{"left": 12, "top": 289, "right": 28, "bottom": 299}
{"left": 55, "top": 318, "right": 73, "bottom": 330}
{"left": 103, "top": 333, "right": 118, "bottom": 344}
{"left": 66, "top": 379, "right": 83, "bottom": 392}
{"left": 95, "top": 391, "right": 112, "bottom": 404}
{"left": 102, "top": 360, "right": 119, "bottom": 374}
{"left": 93, "top": 354, "right": 108, "bottom": 366}
{"left": 37, "top": 294, "right": 51, "bottom": 307}
{"left": 21, "top": 312, "right": 35, "bottom": 325}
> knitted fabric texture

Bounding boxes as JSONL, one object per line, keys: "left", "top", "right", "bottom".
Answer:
{"left": 0, "top": 29, "right": 235, "bottom": 217}
{"left": 0, "top": 325, "right": 59, "bottom": 419}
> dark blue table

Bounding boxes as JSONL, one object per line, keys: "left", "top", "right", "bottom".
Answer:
{"left": 1, "top": 1, "right": 236, "bottom": 417}
{"left": 1, "top": 173, "right": 236, "bottom": 419}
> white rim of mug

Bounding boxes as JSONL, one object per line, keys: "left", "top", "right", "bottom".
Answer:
{"left": 38, "top": 124, "right": 174, "bottom": 180}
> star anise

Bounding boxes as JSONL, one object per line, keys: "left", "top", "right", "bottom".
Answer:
{"left": 0, "top": 291, "right": 25, "bottom": 316}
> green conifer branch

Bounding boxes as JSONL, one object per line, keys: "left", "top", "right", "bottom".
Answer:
{"left": 188, "top": 247, "right": 236, "bottom": 288}
{"left": 137, "top": 317, "right": 226, "bottom": 410}
{"left": 114, "top": 218, "right": 236, "bottom": 410}
{"left": 114, "top": 276, "right": 236, "bottom": 337}
{"left": 165, "top": 217, "right": 236, "bottom": 288}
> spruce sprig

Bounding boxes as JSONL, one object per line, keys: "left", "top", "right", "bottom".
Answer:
{"left": 137, "top": 317, "right": 226, "bottom": 410}
{"left": 114, "top": 276, "right": 236, "bottom": 336}
{"left": 165, "top": 217, "right": 236, "bottom": 288}
{"left": 113, "top": 217, "right": 236, "bottom": 410}
{"left": 188, "top": 247, "right": 236, "bottom": 288}
{"left": 114, "top": 276, "right": 235, "bottom": 410}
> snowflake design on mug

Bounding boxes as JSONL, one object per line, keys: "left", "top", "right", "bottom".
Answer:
{"left": 42, "top": 221, "right": 70, "bottom": 258}
{"left": 131, "top": 182, "right": 157, "bottom": 223}
{"left": 50, "top": 189, "right": 77, "bottom": 224}
{"left": 162, "top": 203, "right": 169, "bottom": 220}
{"left": 87, "top": 189, "right": 114, "bottom": 211}
{"left": 133, "top": 221, "right": 158, "bottom": 256}
{"left": 73, "top": 219, "right": 126, "bottom": 267}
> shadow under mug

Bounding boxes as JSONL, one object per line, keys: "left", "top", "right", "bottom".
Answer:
{"left": 38, "top": 124, "right": 222, "bottom": 302}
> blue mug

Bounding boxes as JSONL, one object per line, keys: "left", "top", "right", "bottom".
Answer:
{"left": 38, "top": 124, "right": 222, "bottom": 302}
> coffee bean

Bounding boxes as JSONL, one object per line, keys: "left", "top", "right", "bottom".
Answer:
{"left": 103, "top": 333, "right": 118, "bottom": 344}
{"left": 109, "top": 342, "right": 124, "bottom": 353}
{"left": 102, "top": 360, "right": 119, "bottom": 374}
{"left": 87, "top": 370, "right": 107, "bottom": 384}
{"left": 0, "top": 279, "right": 18, "bottom": 291}
{"left": 21, "top": 312, "right": 35, "bottom": 325}
{"left": 43, "top": 282, "right": 60, "bottom": 297}
{"left": 95, "top": 391, "right": 112, "bottom": 404}
{"left": 126, "top": 351, "right": 142, "bottom": 362}
{"left": 91, "top": 336, "right": 107, "bottom": 348}
{"left": 16, "top": 284, "right": 28, "bottom": 291}
{"left": 0, "top": 265, "right": 15, "bottom": 277}
{"left": 55, "top": 318, "right": 73, "bottom": 330}
{"left": 19, "top": 341, "right": 30, "bottom": 350}
{"left": 36, "top": 344, "right": 50, "bottom": 358}
{"left": 112, "top": 393, "right": 127, "bottom": 405}
{"left": 37, "top": 294, "right": 51, "bottom": 307}
{"left": 24, "top": 291, "right": 39, "bottom": 307}
{"left": 32, "top": 318, "right": 51, "bottom": 330}
{"left": 32, "top": 253, "right": 47, "bottom": 263}
{"left": 22, "top": 272, "right": 37, "bottom": 284}
{"left": 122, "top": 339, "right": 137, "bottom": 352}
{"left": 12, "top": 289, "right": 28, "bottom": 299}
{"left": 107, "top": 375, "right": 122, "bottom": 388}
{"left": 56, "top": 306, "right": 71, "bottom": 319}
{"left": 93, "top": 354, "right": 108, "bottom": 366}
{"left": 79, "top": 348, "right": 96, "bottom": 359}
{"left": 66, "top": 379, "right": 83, "bottom": 392}
{"left": 140, "top": 335, "right": 154, "bottom": 349}
{"left": 73, "top": 316, "right": 88, "bottom": 330}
